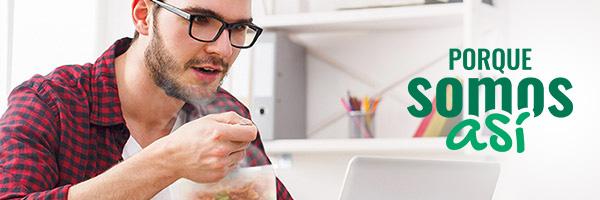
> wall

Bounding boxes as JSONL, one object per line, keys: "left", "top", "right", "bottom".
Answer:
{"left": 0, "top": 0, "right": 100, "bottom": 117}
{"left": 10, "top": 0, "right": 100, "bottom": 88}
{"left": 0, "top": 0, "right": 12, "bottom": 114}
{"left": 303, "top": 28, "right": 463, "bottom": 139}
{"left": 493, "top": 0, "right": 600, "bottom": 199}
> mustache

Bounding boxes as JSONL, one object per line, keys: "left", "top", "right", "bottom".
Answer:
{"left": 185, "top": 56, "right": 230, "bottom": 71}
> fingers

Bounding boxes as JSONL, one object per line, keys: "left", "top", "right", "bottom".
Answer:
{"left": 227, "top": 149, "right": 246, "bottom": 168}
{"left": 210, "top": 140, "right": 249, "bottom": 159}
{"left": 212, "top": 123, "right": 257, "bottom": 143}
{"left": 189, "top": 112, "right": 256, "bottom": 142}
{"left": 228, "top": 141, "right": 250, "bottom": 155}
{"left": 209, "top": 111, "right": 253, "bottom": 125}
{"left": 216, "top": 142, "right": 250, "bottom": 167}
{"left": 209, "top": 150, "right": 244, "bottom": 182}
{"left": 216, "top": 141, "right": 249, "bottom": 156}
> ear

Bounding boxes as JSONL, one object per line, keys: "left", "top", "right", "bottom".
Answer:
{"left": 132, "top": 0, "right": 151, "bottom": 36}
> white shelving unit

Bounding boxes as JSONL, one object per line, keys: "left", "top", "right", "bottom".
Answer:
{"left": 253, "top": 3, "right": 506, "bottom": 199}
{"left": 264, "top": 137, "right": 505, "bottom": 159}
{"left": 254, "top": 0, "right": 507, "bottom": 155}
{"left": 265, "top": 137, "right": 459, "bottom": 154}
{"left": 256, "top": 3, "right": 464, "bottom": 32}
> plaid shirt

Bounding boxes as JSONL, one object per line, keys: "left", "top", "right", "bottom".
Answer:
{"left": 0, "top": 38, "right": 293, "bottom": 200}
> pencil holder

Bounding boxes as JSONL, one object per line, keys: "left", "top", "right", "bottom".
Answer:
{"left": 348, "top": 111, "right": 375, "bottom": 138}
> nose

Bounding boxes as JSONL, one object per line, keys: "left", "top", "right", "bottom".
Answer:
{"left": 205, "top": 29, "right": 233, "bottom": 57}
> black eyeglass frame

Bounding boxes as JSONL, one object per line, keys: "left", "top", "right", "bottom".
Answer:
{"left": 150, "top": 0, "right": 263, "bottom": 49}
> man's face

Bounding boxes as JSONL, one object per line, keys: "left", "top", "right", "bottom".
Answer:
{"left": 144, "top": 0, "right": 251, "bottom": 104}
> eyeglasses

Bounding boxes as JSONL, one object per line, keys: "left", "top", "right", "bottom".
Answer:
{"left": 150, "top": 0, "right": 263, "bottom": 49}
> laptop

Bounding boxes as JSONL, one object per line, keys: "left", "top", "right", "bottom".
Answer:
{"left": 339, "top": 156, "right": 501, "bottom": 200}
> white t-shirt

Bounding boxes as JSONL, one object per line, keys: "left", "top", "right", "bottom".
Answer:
{"left": 121, "top": 110, "right": 187, "bottom": 200}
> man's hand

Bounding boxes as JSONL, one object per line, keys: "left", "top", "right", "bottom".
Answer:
{"left": 156, "top": 111, "right": 258, "bottom": 183}
{"left": 68, "top": 111, "right": 257, "bottom": 200}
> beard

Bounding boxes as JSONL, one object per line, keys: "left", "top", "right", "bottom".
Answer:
{"left": 143, "top": 28, "right": 230, "bottom": 105}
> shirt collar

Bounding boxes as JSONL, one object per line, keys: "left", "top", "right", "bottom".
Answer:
{"left": 89, "top": 38, "right": 131, "bottom": 126}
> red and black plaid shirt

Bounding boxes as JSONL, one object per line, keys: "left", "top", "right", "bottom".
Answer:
{"left": 0, "top": 38, "right": 293, "bottom": 199}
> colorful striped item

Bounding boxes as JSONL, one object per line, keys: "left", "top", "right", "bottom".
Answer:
{"left": 413, "top": 79, "right": 463, "bottom": 137}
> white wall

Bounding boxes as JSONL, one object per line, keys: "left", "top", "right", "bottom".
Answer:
{"left": 493, "top": 0, "right": 600, "bottom": 199}
{"left": 0, "top": 0, "right": 101, "bottom": 116}
{"left": 10, "top": 0, "right": 100, "bottom": 88}
{"left": 302, "top": 28, "right": 463, "bottom": 139}
{"left": 96, "top": 0, "right": 134, "bottom": 54}
{"left": 0, "top": 0, "right": 12, "bottom": 114}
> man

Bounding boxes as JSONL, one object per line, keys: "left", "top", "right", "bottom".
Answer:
{"left": 0, "top": 0, "right": 293, "bottom": 199}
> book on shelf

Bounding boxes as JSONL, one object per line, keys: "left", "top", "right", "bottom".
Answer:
{"left": 413, "top": 78, "right": 463, "bottom": 138}
{"left": 414, "top": 98, "right": 437, "bottom": 137}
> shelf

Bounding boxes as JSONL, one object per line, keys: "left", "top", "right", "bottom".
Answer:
{"left": 264, "top": 137, "right": 462, "bottom": 154}
{"left": 255, "top": 3, "right": 465, "bottom": 33}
